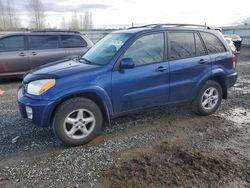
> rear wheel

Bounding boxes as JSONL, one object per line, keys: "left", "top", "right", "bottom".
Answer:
{"left": 53, "top": 97, "right": 103, "bottom": 146}
{"left": 192, "top": 80, "right": 222, "bottom": 116}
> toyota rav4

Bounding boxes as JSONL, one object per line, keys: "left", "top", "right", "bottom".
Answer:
{"left": 18, "top": 24, "right": 238, "bottom": 146}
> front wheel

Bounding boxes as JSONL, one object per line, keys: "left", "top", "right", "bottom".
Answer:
{"left": 53, "top": 98, "right": 103, "bottom": 146}
{"left": 192, "top": 80, "right": 222, "bottom": 116}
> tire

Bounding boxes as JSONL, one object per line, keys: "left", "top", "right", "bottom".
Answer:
{"left": 53, "top": 97, "right": 103, "bottom": 146}
{"left": 192, "top": 80, "right": 222, "bottom": 116}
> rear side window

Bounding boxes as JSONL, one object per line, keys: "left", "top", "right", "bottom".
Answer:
{"left": 194, "top": 33, "right": 206, "bottom": 56}
{"left": 0, "top": 36, "right": 25, "bottom": 52}
{"left": 168, "top": 32, "right": 195, "bottom": 60}
{"left": 61, "top": 35, "right": 87, "bottom": 48}
{"left": 123, "top": 33, "right": 164, "bottom": 66}
{"left": 29, "top": 35, "right": 59, "bottom": 50}
{"left": 200, "top": 32, "right": 226, "bottom": 54}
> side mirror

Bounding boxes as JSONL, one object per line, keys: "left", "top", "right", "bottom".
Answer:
{"left": 120, "top": 58, "right": 135, "bottom": 69}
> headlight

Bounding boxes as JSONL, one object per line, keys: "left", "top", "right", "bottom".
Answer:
{"left": 27, "top": 79, "right": 56, "bottom": 95}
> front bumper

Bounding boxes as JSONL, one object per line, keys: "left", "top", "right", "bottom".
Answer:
{"left": 227, "top": 72, "right": 238, "bottom": 88}
{"left": 17, "top": 88, "right": 56, "bottom": 127}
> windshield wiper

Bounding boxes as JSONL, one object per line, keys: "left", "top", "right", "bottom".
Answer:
{"left": 80, "top": 58, "right": 93, "bottom": 64}
{"left": 80, "top": 58, "right": 103, "bottom": 66}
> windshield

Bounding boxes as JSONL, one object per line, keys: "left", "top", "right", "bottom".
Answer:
{"left": 80, "top": 33, "right": 131, "bottom": 65}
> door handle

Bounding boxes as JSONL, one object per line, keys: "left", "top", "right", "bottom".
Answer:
{"left": 156, "top": 66, "right": 167, "bottom": 72}
{"left": 198, "top": 59, "right": 207, "bottom": 64}
{"left": 31, "top": 52, "right": 37, "bottom": 56}
{"left": 19, "top": 52, "right": 25, "bottom": 56}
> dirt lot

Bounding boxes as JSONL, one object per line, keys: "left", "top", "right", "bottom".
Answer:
{"left": 0, "top": 49, "right": 250, "bottom": 187}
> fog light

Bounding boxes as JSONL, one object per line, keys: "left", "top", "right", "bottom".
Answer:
{"left": 25, "top": 106, "right": 33, "bottom": 119}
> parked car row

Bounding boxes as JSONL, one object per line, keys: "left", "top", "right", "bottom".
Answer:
{"left": 0, "top": 31, "right": 93, "bottom": 78}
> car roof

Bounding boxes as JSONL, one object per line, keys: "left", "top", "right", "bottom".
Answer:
{"left": 0, "top": 31, "right": 85, "bottom": 38}
{"left": 113, "top": 24, "right": 219, "bottom": 35}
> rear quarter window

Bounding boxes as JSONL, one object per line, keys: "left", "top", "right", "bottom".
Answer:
{"left": 200, "top": 32, "right": 226, "bottom": 54}
{"left": 61, "top": 35, "right": 87, "bottom": 48}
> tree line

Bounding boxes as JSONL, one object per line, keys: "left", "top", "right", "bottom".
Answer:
{"left": 61, "top": 11, "right": 93, "bottom": 31}
{"left": 0, "top": 0, "right": 93, "bottom": 31}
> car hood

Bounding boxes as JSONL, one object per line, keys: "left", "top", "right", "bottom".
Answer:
{"left": 23, "top": 59, "right": 100, "bottom": 83}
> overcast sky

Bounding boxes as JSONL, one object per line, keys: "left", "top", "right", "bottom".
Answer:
{"left": 5, "top": 0, "right": 250, "bottom": 28}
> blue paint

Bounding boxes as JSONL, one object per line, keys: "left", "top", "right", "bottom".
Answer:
{"left": 18, "top": 26, "right": 238, "bottom": 127}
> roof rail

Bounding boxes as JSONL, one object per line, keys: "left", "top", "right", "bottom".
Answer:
{"left": 129, "top": 23, "right": 213, "bottom": 30}
{"left": 31, "top": 30, "right": 82, "bottom": 34}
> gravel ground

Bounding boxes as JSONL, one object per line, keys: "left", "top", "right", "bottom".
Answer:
{"left": 0, "top": 49, "right": 250, "bottom": 187}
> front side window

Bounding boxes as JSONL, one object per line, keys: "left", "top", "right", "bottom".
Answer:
{"left": 0, "top": 36, "right": 24, "bottom": 52}
{"left": 168, "top": 32, "right": 195, "bottom": 60}
{"left": 29, "top": 35, "right": 59, "bottom": 50}
{"left": 61, "top": 35, "right": 87, "bottom": 48}
{"left": 123, "top": 33, "right": 164, "bottom": 66}
{"left": 200, "top": 32, "right": 226, "bottom": 54}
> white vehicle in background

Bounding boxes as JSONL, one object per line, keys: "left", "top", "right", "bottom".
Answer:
{"left": 224, "top": 37, "right": 237, "bottom": 54}
{"left": 224, "top": 34, "right": 242, "bottom": 53}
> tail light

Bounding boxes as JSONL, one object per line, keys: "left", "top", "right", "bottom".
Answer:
{"left": 232, "top": 55, "right": 236, "bottom": 69}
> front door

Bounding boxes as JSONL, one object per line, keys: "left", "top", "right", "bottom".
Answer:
{"left": 112, "top": 33, "right": 170, "bottom": 114}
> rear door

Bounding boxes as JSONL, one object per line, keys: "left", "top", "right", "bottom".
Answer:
{"left": 28, "top": 35, "right": 66, "bottom": 69}
{"left": 0, "top": 35, "right": 29, "bottom": 76}
{"left": 60, "top": 35, "right": 89, "bottom": 58}
{"left": 199, "top": 32, "right": 230, "bottom": 70}
{"left": 168, "top": 31, "right": 211, "bottom": 103}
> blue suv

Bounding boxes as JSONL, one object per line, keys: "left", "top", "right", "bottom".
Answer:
{"left": 18, "top": 24, "right": 238, "bottom": 146}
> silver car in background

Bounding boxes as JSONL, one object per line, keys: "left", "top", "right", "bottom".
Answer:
{"left": 0, "top": 31, "right": 93, "bottom": 78}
